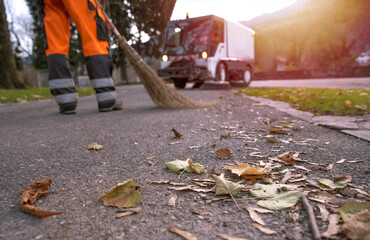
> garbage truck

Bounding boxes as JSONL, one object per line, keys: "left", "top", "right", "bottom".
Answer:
{"left": 158, "top": 15, "right": 255, "bottom": 88}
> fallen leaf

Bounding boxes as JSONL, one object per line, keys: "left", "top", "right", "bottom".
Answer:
{"left": 217, "top": 233, "right": 249, "bottom": 240}
{"left": 268, "top": 125, "right": 290, "bottom": 135}
{"left": 317, "top": 203, "right": 330, "bottom": 221}
{"left": 171, "top": 128, "right": 183, "bottom": 138}
{"left": 342, "top": 210, "right": 370, "bottom": 240}
{"left": 99, "top": 179, "right": 141, "bottom": 208}
{"left": 188, "top": 159, "right": 207, "bottom": 174}
{"left": 281, "top": 157, "right": 296, "bottom": 165}
{"left": 115, "top": 211, "right": 135, "bottom": 218}
{"left": 115, "top": 207, "right": 142, "bottom": 218}
{"left": 225, "top": 163, "right": 269, "bottom": 177}
{"left": 354, "top": 104, "right": 367, "bottom": 110}
{"left": 321, "top": 214, "right": 341, "bottom": 238}
{"left": 165, "top": 159, "right": 206, "bottom": 174}
{"left": 20, "top": 179, "right": 63, "bottom": 218}
{"left": 266, "top": 136, "right": 279, "bottom": 143}
{"left": 213, "top": 174, "right": 243, "bottom": 197}
{"left": 252, "top": 223, "right": 277, "bottom": 235}
{"left": 294, "top": 165, "right": 312, "bottom": 172}
{"left": 168, "top": 185, "right": 214, "bottom": 193}
{"left": 339, "top": 202, "right": 370, "bottom": 222}
{"left": 191, "top": 209, "right": 208, "bottom": 216}
{"left": 280, "top": 122, "right": 293, "bottom": 128}
{"left": 87, "top": 142, "right": 103, "bottom": 151}
{"left": 345, "top": 100, "right": 352, "bottom": 107}
{"left": 281, "top": 170, "right": 292, "bottom": 184}
{"left": 148, "top": 180, "right": 171, "bottom": 184}
{"left": 243, "top": 206, "right": 273, "bottom": 225}
{"left": 215, "top": 148, "right": 232, "bottom": 159}
{"left": 168, "top": 195, "right": 178, "bottom": 207}
{"left": 169, "top": 227, "right": 197, "bottom": 240}
{"left": 221, "top": 131, "right": 231, "bottom": 139}
{"left": 336, "top": 158, "right": 346, "bottom": 164}
{"left": 249, "top": 183, "right": 301, "bottom": 210}
{"left": 318, "top": 178, "right": 347, "bottom": 190}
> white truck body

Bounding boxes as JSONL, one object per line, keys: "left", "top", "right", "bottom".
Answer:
{"left": 158, "top": 15, "right": 255, "bottom": 88}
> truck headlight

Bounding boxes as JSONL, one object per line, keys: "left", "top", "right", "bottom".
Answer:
{"left": 162, "top": 55, "right": 169, "bottom": 62}
{"left": 201, "top": 51, "right": 208, "bottom": 59}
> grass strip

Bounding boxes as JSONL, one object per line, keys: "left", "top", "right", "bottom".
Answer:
{"left": 0, "top": 87, "right": 95, "bottom": 104}
{"left": 238, "top": 87, "right": 369, "bottom": 116}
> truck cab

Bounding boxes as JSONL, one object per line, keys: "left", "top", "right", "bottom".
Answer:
{"left": 158, "top": 15, "right": 255, "bottom": 89}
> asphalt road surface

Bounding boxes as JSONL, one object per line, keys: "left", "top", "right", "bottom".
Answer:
{"left": 0, "top": 85, "right": 369, "bottom": 240}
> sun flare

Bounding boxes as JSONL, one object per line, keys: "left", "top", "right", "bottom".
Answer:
{"left": 171, "top": 0, "right": 299, "bottom": 21}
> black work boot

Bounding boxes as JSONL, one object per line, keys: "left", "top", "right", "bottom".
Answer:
{"left": 98, "top": 100, "right": 123, "bottom": 112}
{"left": 59, "top": 103, "right": 77, "bottom": 114}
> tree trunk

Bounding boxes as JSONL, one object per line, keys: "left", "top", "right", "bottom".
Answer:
{"left": 0, "top": 0, "right": 25, "bottom": 89}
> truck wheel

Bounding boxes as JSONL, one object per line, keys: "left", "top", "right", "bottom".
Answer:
{"left": 173, "top": 78, "right": 187, "bottom": 89}
{"left": 217, "top": 63, "right": 229, "bottom": 83}
{"left": 242, "top": 67, "right": 252, "bottom": 86}
{"left": 230, "top": 67, "right": 252, "bottom": 88}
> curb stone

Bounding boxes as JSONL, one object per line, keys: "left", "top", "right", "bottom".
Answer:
{"left": 240, "top": 94, "right": 370, "bottom": 142}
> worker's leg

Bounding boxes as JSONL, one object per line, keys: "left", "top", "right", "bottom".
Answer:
{"left": 61, "top": 0, "right": 121, "bottom": 111}
{"left": 42, "top": 0, "right": 78, "bottom": 114}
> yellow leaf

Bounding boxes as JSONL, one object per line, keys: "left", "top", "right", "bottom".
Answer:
{"left": 87, "top": 142, "right": 103, "bottom": 150}
{"left": 345, "top": 100, "right": 352, "bottom": 107}
{"left": 99, "top": 179, "right": 141, "bottom": 208}
{"left": 225, "top": 163, "right": 269, "bottom": 177}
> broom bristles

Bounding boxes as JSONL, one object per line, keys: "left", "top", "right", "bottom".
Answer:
{"left": 95, "top": 0, "right": 209, "bottom": 108}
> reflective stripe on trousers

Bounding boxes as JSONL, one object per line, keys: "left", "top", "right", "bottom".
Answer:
{"left": 47, "top": 54, "right": 78, "bottom": 105}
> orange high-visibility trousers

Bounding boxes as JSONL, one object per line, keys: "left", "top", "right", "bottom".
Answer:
{"left": 42, "top": 0, "right": 117, "bottom": 110}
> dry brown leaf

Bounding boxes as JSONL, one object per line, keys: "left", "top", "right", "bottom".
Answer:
{"left": 317, "top": 203, "right": 330, "bottom": 222}
{"left": 169, "top": 227, "right": 197, "bottom": 240}
{"left": 191, "top": 209, "right": 209, "bottom": 216}
{"left": 268, "top": 125, "right": 291, "bottom": 135}
{"left": 281, "top": 157, "right": 296, "bottom": 165}
{"left": 20, "top": 179, "right": 62, "bottom": 218}
{"left": 168, "top": 185, "right": 214, "bottom": 193}
{"left": 115, "top": 211, "right": 135, "bottom": 218}
{"left": 115, "top": 207, "right": 141, "bottom": 218}
{"left": 215, "top": 148, "right": 232, "bottom": 159}
{"left": 322, "top": 214, "right": 341, "bottom": 238}
{"left": 342, "top": 210, "right": 370, "bottom": 240}
{"left": 168, "top": 195, "right": 178, "bottom": 207}
{"left": 221, "top": 131, "right": 231, "bottom": 139}
{"left": 294, "top": 165, "right": 312, "bottom": 172}
{"left": 171, "top": 128, "right": 183, "bottom": 138}
{"left": 252, "top": 223, "right": 277, "bottom": 235}
{"left": 243, "top": 206, "right": 272, "bottom": 225}
{"left": 281, "top": 170, "right": 292, "bottom": 184}
{"left": 225, "top": 163, "right": 269, "bottom": 177}
{"left": 217, "top": 233, "right": 249, "bottom": 240}
{"left": 266, "top": 136, "right": 279, "bottom": 143}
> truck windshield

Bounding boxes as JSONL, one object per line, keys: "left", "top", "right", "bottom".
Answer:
{"left": 164, "top": 19, "right": 212, "bottom": 55}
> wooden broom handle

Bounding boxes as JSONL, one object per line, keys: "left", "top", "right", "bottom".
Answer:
{"left": 94, "top": 0, "right": 127, "bottom": 43}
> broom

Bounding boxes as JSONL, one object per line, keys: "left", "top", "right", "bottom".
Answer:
{"left": 95, "top": 0, "right": 206, "bottom": 108}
